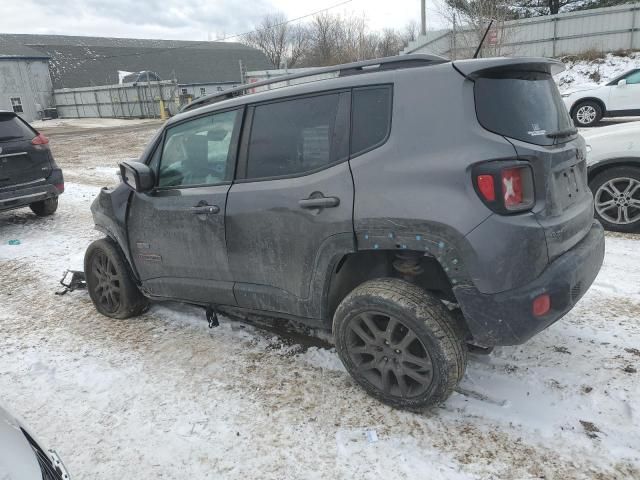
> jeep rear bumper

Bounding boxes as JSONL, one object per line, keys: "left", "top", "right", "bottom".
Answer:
{"left": 453, "top": 221, "right": 605, "bottom": 346}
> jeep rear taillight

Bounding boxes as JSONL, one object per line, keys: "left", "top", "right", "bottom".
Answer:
{"left": 502, "top": 167, "right": 524, "bottom": 208}
{"left": 473, "top": 162, "right": 534, "bottom": 214}
{"left": 476, "top": 175, "right": 496, "bottom": 202}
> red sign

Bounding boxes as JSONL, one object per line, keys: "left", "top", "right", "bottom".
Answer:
{"left": 488, "top": 29, "right": 499, "bottom": 46}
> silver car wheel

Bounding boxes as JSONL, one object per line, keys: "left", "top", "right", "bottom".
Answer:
{"left": 595, "top": 177, "right": 640, "bottom": 225}
{"left": 576, "top": 105, "right": 597, "bottom": 125}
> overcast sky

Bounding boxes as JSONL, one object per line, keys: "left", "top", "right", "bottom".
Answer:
{"left": 2, "top": 0, "right": 448, "bottom": 41}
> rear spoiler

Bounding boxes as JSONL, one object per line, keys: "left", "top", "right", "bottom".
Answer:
{"left": 453, "top": 57, "right": 565, "bottom": 79}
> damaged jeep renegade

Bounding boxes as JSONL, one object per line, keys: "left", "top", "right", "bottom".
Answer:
{"left": 86, "top": 55, "right": 605, "bottom": 409}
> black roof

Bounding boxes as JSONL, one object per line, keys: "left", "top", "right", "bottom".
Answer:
{"left": 0, "top": 36, "right": 49, "bottom": 59}
{"left": 0, "top": 34, "right": 273, "bottom": 88}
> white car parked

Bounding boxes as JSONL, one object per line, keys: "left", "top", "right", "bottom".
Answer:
{"left": 0, "top": 403, "right": 71, "bottom": 479}
{"left": 562, "top": 68, "right": 640, "bottom": 127}
{"left": 582, "top": 121, "right": 640, "bottom": 232}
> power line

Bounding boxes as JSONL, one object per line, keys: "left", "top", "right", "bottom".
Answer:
{"left": 47, "top": 0, "right": 354, "bottom": 63}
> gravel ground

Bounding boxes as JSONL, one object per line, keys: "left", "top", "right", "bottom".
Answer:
{"left": 0, "top": 124, "right": 638, "bottom": 479}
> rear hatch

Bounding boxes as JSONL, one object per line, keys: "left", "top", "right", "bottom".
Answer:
{"left": 0, "top": 113, "right": 52, "bottom": 192}
{"left": 462, "top": 60, "right": 594, "bottom": 260}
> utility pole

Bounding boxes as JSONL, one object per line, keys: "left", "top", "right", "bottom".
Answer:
{"left": 421, "top": 0, "right": 427, "bottom": 36}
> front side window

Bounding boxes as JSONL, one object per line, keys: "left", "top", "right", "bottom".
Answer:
{"left": 624, "top": 70, "right": 640, "bottom": 85}
{"left": 157, "top": 109, "right": 238, "bottom": 188}
{"left": 246, "top": 93, "right": 343, "bottom": 179}
{"left": 10, "top": 97, "right": 23, "bottom": 113}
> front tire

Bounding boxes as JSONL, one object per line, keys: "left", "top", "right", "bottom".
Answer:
{"left": 333, "top": 278, "right": 467, "bottom": 410}
{"left": 590, "top": 166, "right": 640, "bottom": 233}
{"left": 572, "top": 100, "right": 602, "bottom": 127}
{"left": 84, "top": 238, "right": 148, "bottom": 318}
{"left": 29, "top": 197, "right": 58, "bottom": 216}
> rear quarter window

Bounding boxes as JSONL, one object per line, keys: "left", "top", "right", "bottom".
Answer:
{"left": 474, "top": 71, "right": 574, "bottom": 146}
{"left": 350, "top": 85, "right": 392, "bottom": 156}
{"left": 0, "top": 114, "right": 36, "bottom": 141}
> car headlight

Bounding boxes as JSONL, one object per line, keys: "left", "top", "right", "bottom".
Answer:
{"left": 586, "top": 145, "right": 592, "bottom": 153}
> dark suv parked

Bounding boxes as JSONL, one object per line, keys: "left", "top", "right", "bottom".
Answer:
{"left": 85, "top": 55, "right": 605, "bottom": 409}
{"left": 0, "top": 111, "right": 63, "bottom": 216}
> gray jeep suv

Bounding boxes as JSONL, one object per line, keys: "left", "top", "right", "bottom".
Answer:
{"left": 85, "top": 55, "right": 605, "bottom": 410}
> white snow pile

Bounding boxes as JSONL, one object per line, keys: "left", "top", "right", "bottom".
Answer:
{"left": 31, "top": 118, "right": 161, "bottom": 130}
{"left": 555, "top": 51, "right": 640, "bottom": 92}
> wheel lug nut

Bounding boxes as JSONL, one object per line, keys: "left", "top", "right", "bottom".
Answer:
{"left": 395, "top": 349, "right": 401, "bottom": 354}
{"left": 384, "top": 340, "right": 389, "bottom": 345}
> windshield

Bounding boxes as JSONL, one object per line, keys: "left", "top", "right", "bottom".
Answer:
{"left": 474, "top": 71, "right": 575, "bottom": 146}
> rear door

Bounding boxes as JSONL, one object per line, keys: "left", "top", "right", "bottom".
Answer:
{"left": 474, "top": 70, "right": 594, "bottom": 259}
{"left": 0, "top": 113, "right": 51, "bottom": 191}
{"left": 225, "top": 91, "right": 354, "bottom": 318}
{"left": 127, "top": 108, "right": 242, "bottom": 305}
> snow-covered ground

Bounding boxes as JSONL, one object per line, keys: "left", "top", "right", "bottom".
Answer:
{"left": 31, "top": 117, "right": 161, "bottom": 130}
{"left": 556, "top": 51, "right": 640, "bottom": 92}
{"left": 0, "top": 126, "right": 639, "bottom": 479}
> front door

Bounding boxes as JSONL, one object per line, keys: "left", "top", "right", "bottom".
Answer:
{"left": 127, "top": 108, "right": 242, "bottom": 305}
{"left": 608, "top": 69, "right": 640, "bottom": 113}
{"left": 226, "top": 91, "right": 354, "bottom": 319}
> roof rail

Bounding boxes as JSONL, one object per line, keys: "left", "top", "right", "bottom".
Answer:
{"left": 181, "top": 54, "right": 447, "bottom": 112}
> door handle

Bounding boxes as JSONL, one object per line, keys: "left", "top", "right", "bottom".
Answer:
{"left": 190, "top": 204, "right": 220, "bottom": 214}
{"left": 298, "top": 195, "right": 340, "bottom": 209}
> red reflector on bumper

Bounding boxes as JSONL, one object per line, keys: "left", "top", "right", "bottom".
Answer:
{"left": 55, "top": 183, "right": 64, "bottom": 193}
{"left": 532, "top": 294, "right": 551, "bottom": 317}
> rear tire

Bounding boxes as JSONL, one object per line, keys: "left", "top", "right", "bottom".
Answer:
{"left": 333, "top": 278, "right": 467, "bottom": 410}
{"left": 589, "top": 166, "right": 640, "bottom": 233}
{"left": 572, "top": 100, "right": 602, "bottom": 127}
{"left": 29, "top": 197, "right": 58, "bottom": 216}
{"left": 84, "top": 238, "right": 148, "bottom": 319}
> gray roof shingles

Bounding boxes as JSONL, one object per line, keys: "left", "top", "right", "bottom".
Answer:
{"left": 0, "top": 36, "right": 49, "bottom": 59}
{"left": 0, "top": 34, "right": 273, "bottom": 88}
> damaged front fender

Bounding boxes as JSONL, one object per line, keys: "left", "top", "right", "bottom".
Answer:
{"left": 90, "top": 183, "right": 138, "bottom": 280}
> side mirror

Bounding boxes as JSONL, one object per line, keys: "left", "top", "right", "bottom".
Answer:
{"left": 618, "top": 79, "right": 627, "bottom": 87}
{"left": 119, "top": 161, "right": 155, "bottom": 193}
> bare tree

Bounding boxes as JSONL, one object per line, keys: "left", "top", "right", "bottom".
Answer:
{"left": 244, "top": 11, "right": 409, "bottom": 69}
{"left": 242, "top": 12, "right": 311, "bottom": 68}
{"left": 401, "top": 20, "right": 420, "bottom": 47}
{"left": 377, "top": 28, "right": 405, "bottom": 57}
{"left": 442, "top": 1, "right": 515, "bottom": 58}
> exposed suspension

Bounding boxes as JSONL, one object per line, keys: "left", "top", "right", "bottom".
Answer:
{"left": 392, "top": 251, "right": 424, "bottom": 280}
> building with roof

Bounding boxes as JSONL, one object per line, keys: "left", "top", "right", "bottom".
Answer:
{"left": 0, "top": 37, "right": 53, "bottom": 122}
{"left": 0, "top": 34, "right": 273, "bottom": 121}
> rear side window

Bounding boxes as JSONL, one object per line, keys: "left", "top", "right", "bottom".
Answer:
{"left": 0, "top": 114, "right": 35, "bottom": 141}
{"left": 475, "top": 71, "right": 574, "bottom": 146}
{"left": 246, "top": 93, "right": 344, "bottom": 179}
{"left": 351, "top": 86, "right": 392, "bottom": 156}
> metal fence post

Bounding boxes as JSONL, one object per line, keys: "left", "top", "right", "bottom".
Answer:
{"left": 93, "top": 90, "right": 102, "bottom": 118}
{"left": 631, "top": 6, "right": 638, "bottom": 50}
{"left": 552, "top": 16, "right": 558, "bottom": 57}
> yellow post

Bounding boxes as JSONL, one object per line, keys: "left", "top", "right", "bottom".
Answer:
{"left": 158, "top": 98, "right": 167, "bottom": 120}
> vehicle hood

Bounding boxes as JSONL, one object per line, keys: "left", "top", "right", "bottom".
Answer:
{"left": 0, "top": 405, "right": 42, "bottom": 480}
{"left": 561, "top": 83, "right": 600, "bottom": 95}
{"left": 580, "top": 120, "right": 640, "bottom": 141}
